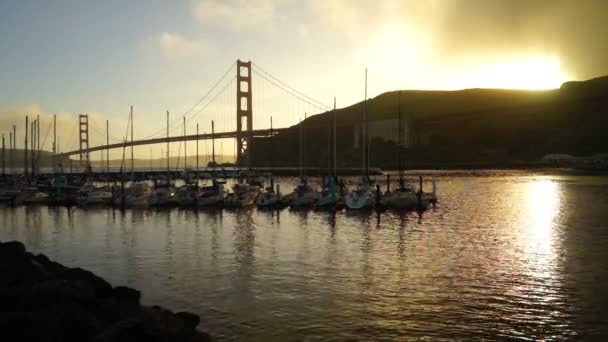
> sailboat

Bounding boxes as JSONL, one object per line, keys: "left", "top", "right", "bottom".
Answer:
{"left": 149, "top": 178, "right": 176, "bottom": 206}
{"left": 257, "top": 177, "right": 280, "bottom": 208}
{"left": 121, "top": 182, "right": 152, "bottom": 208}
{"left": 224, "top": 180, "right": 259, "bottom": 207}
{"left": 195, "top": 178, "right": 226, "bottom": 207}
{"left": 78, "top": 182, "right": 112, "bottom": 206}
{"left": 345, "top": 69, "right": 374, "bottom": 210}
{"left": 317, "top": 98, "right": 340, "bottom": 208}
{"left": 384, "top": 91, "right": 418, "bottom": 210}
{"left": 288, "top": 115, "right": 318, "bottom": 208}
{"left": 257, "top": 118, "right": 281, "bottom": 208}
{"left": 176, "top": 179, "right": 198, "bottom": 206}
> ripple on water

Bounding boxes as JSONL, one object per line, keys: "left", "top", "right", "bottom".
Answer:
{"left": 1, "top": 172, "right": 608, "bottom": 340}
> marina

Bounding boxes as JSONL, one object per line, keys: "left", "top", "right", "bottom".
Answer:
{"left": 0, "top": 170, "right": 437, "bottom": 212}
{"left": 2, "top": 171, "right": 607, "bottom": 340}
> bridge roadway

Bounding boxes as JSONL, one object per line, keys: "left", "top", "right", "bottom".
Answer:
{"left": 58, "top": 128, "right": 288, "bottom": 157}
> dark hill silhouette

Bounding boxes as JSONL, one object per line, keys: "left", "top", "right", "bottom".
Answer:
{"left": 250, "top": 76, "right": 608, "bottom": 169}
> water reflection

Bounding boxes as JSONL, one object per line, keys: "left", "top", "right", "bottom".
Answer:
{"left": 1, "top": 174, "right": 607, "bottom": 340}
{"left": 524, "top": 180, "right": 560, "bottom": 263}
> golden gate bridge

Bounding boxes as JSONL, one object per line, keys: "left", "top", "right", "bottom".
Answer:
{"left": 8, "top": 59, "right": 331, "bottom": 173}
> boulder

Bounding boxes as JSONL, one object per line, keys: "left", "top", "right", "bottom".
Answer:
{"left": 0, "top": 240, "right": 213, "bottom": 341}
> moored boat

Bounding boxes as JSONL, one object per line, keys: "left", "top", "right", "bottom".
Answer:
{"left": 195, "top": 180, "right": 226, "bottom": 207}
{"left": 289, "top": 177, "right": 318, "bottom": 208}
{"left": 78, "top": 183, "right": 112, "bottom": 206}
{"left": 149, "top": 179, "right": 177, "bottom": 206}
{"left": 345, "top": 176, "right": 374, "bottom": 210}
{"left": 114, "top": 182, "right": 151, "bottom": 208}
{"left": 257, "top": 178, "right": 280, "bottom": 208}
{"left": 225, "top": 182, "right": 259, "bottom": 208}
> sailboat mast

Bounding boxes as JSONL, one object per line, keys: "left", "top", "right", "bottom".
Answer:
{"left": 398, "top": 91, "right": 403, "bottom": 183}
{"left": 333, "top": 97, "right": 337, "bottom": 178}
{"left": 53, "top": 114, "right": 56, "bottom": 174}
{"left": 183, "top": 116, "right": 187, "bottom": 171}
{"left": 106, "top": 119, "right": 109, "bottom": 173}
{"left": 12, "top": 125, "right": 16, "bottom": 177}
{"left": 130, "top": 106, "right": 134, "bottom": 181}
{"left": 196, "top": 123, "right": 199, "bottom": 171}
{"left": 24, "top": 115, "right": 28, "bottom": 179}
{"left": 184, "top": 115, "right": 188, "bottom": 171}
{"left": 364, "top": 69, "right": 369, "bottom": 176}
{"left": 9, "top": 132, "right": 13, "bottom": 176}
{"left": 37, "top": 115, "right": 40, "bottom": 176}
{"left": 1, "top": 133, "right": 5, "bottom": 177}
{"left": 270, "top": 116, "right": 273, "bottom": 168}
{"left": 299, "top": 116, "right": 303, "bottom": 178}
{"left": 327, "top": 107, "right": 331, "bottom": 176}
{"left": 166, "top": 111, "right": 170, "bottom": 178}
{"left": 30, "top": 120, "right": 34, "bottom": 178}
{"left": 211, "top": 120, "right": 215, "bottom": 165}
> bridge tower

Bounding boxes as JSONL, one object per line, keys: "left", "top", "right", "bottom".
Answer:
{"left": 78, "top": 114, "right": 90, "bottom": 167}
{"left": 236, "top": 59, "right": 253, "bottom": 166}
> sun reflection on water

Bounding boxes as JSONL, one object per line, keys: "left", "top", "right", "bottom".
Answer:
{"left": 525, "top": 179, "right": 561, "bottom": 262}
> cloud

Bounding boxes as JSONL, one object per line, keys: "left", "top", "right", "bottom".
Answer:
{"left": 428, "top": 0, "right": 608, "bottom": 79}
{"left": 158, "top": 32, "right": 209, "bottom": 59}
{"left": 194, "top": 0, "right": 276, "bottom": 31}
{"left": 301, "top": 0, "right": 608, "bottom": 80}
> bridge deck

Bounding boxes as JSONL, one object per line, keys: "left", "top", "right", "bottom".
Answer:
{"left": 58, "top": 128, "right": 288, "bottom": 157}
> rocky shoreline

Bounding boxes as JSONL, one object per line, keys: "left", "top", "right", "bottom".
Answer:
{"left": 0, "top": 240, "right": 211, "bottom": 341}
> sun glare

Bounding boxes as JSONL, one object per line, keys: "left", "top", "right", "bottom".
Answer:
{"left": 460, "top": 57, "right": 568, "bottom": 90}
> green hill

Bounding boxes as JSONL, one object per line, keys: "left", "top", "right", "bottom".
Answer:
{"left": 250, "top": 76, "right": 608, "bottom": 169}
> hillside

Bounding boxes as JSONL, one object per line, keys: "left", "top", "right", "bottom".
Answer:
{"left": 249, "top": 76, "right": 608, "bottom": 169}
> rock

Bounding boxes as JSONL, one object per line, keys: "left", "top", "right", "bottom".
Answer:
{"left": 112, "top": 286, "right": 141, "bottom": 305}
{"left": 0, "top": 240, "right": 213, "bottom": 341}
{"left": 0, "top": 241, "right": 26, "bottom": 257}
{"left": 89, "top": 319, "right": 146, "bottom": 342}
{"left": 176, "top": 311, "right": 201, "bottom": 330}
{"left": 59, "top": 268, "right": 113, "bottom": 298}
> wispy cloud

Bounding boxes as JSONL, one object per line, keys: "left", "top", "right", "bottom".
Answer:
{"left": 194, "top": 0, "right": 276, "bottom": 31}
{"left": 158, "top": 32, "right": 209, "bottom": 59}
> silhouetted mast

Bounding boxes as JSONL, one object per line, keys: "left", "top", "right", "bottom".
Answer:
{"left": 211, "top": 120, "right": 215, "bottom": 165}
{"left": 398, "top": 91, "right": 404, "bottom": 187}
{"left": 270, "top": 116, "right": 273, "bottom": 168}
{"left": 53, "top": 114, "right": 56, "bottom": 174}
{"left": 36, "top": 115, "right": 40, "bottom": 176}
{"left": 106, "top": 119, "right": 109, "bottom": 173}
{"left": 24, "top": 116, "right": 28, "bottom": 179}
{"left": 183, "top": 116, "right": 187, "bottom": 172}
{"left": 130, "top": 106, "right": 134, "bottom": 181}
{"left": 9, "top": 132, "right": 13, "bottom": 177}
{"left": 299, "top": 114, "right": 305, "bottom": 178}
{"left": 196, "top": 122, "right": 199, "bottom": 170}
{"left": 166, "top": 111, "right": 170, "bottom": 178}
{"left": 11, "top": 126, "right": 15, "bottom": 179}
{"left": 333, "top": 97, "right": 337, "bottom": 177}
{"left": 364, "top": 68, "right": 369, "bottom": 176}
{"left": 30, "top": 119, "right": 35, "bottom": 178}
{"left": 1, "top": 133, "right": 5, "bottom": 177}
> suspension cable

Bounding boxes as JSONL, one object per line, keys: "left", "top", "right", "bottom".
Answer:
{"left": 252, "top": 62, "right": 330, "bottom": 111}
{"left": 138, "top": 61, "right": 237, "bottom": 140}
{"left": 252, "top": 69, "right": 329, "bottom": 112}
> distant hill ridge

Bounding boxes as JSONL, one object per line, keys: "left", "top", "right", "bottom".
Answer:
{"left": 250, "top": 75, "right": 608, "bottom": 168}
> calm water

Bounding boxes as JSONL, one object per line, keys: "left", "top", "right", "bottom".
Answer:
{"left": 1, "top": 171, "right": 608, "bottom": 341}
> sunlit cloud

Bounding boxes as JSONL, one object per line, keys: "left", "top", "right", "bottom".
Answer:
{"left": 194, "top": 0, "right": 276, "bottom": 31}
{"left": 158, "top": 32, "right": 209, "bottom": 59}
